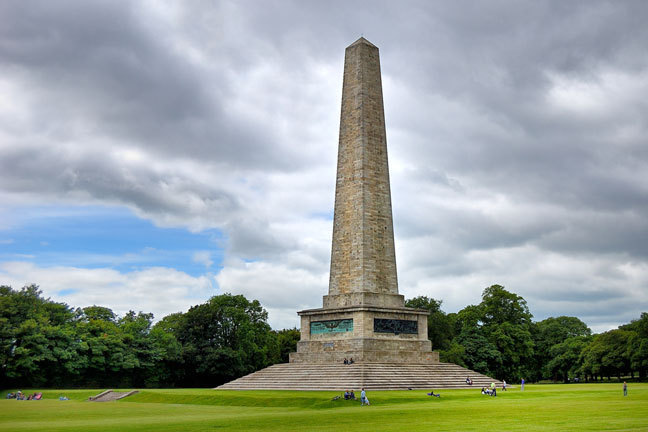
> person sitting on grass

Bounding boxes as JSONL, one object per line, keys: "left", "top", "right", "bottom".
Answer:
{"left": 344, "top": 390, "right": 350, "bottom": 400}
{"left": 350, "top": 390, "right": 356, "bottom": 399}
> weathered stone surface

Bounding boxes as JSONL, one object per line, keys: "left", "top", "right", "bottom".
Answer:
{"left": 217, "top": 363, "right": 501, "bottom": 390}
{"left": 327, "top": 37, "right": 399, "bottom": 306}
{"left": 292, "top": 305, "right": 433, "bottom": 363}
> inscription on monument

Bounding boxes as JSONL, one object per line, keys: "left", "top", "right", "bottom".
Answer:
{"left": 311, "top": 319, "right": 353, "bottom": 334}
{"left": 374, "top": 318, "right": 418, "bottom": 335}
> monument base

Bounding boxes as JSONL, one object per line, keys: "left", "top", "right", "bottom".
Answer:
{"left": 291, "top": 305, "right": 437, "bottom": 364}
{"left": 289, "top": 339, "right": 438, "bottom": 363}
{"left": 323, "top": 292, "right": 405, "bottom": 308}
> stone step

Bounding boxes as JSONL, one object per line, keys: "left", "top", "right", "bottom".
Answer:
{"left": 88, "top": 390, "right": 139, "bottom": 402}
{"left": 217, "top": 362, "right": 501, "bottom": 390}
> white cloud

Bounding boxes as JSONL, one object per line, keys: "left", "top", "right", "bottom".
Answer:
{"left": 192, "top": 250, "right": 213, "bottom": 269}
{"left": 216, "top": 258, "right": 328, "bottom": 329}
{"left": 0, "top": 261, "right": 216, "bottom": 320}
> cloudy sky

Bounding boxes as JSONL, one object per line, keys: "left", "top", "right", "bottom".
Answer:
{"left": 1, "top": 0, "right": 647, "bottom": 333}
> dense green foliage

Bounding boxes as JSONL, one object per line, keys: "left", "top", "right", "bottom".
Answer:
{"left": 0, "top": 285, "right": 292, "bottom": 388}
{"left": 1, "top": 283, "right": 646, "bottom": 388}
{"left": 409, "top": 285, "right": 647, "bottom": 382}
{"left": 2, "top": 385, "right": 647, "bottom": 431}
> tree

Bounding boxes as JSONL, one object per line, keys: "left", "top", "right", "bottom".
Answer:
{"left": 177, "top": 294, "right": 276, "bottom": 387}
{"left": 534, "top": 316, "right": 591, "bottom": 381}
{"left": 149, "top": 315, "right": 184, "bottom": 387}
{"left": 456, "top": 329, "right": 502, "bottom": 376}
{"left": 580, "top": 329, "right": 633, "bottom": 380}
{"left": 621, "top": 312, "right": 648, "bottom": 378}
{"left": 80, "top": 305, "right": 116, "bottom": 322}
{"left": 117, "top": 311, "right": 165, "bottom": 387}
{"left": 453, "top": 285, "right": 534, "bottom": 381}
{"left": 405, "top": 296, "right": 454, "bottom": 351}
{"left": 535, "top": 316, "right": 591, "bottom": 350}
{"left": 480, "top": 285, "right": 533, "bottom": 327}
{"left": 75, "top": 305, "right": 142, "bottom": 387}
{"left": 545, "top": 336, "right": 591, "bottom": 382}
{"left": 273, "top": 328, "right": 300, "bottom": 363}
{"left": 0, "top": 285, "right": 81, "bottom": 387}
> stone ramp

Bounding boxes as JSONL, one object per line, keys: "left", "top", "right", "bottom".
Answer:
{"left": 88, "top": 390, "right": 139, "bottom": 402}
{"left": 217, "top": 362, "right": 500, "bottom": 390}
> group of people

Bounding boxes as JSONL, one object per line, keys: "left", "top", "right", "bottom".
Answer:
{"left": 342, "top": 358, "right": 355, "bottom": 365}
{"left": 6, "top": 391, "right": 42, "bottom": 400}
{"left": 467, "top": 376, "right": 508, "bottom": 390}
{"left": 481, "top": 383, "right": 498, "bottom": 396}
{"left": 342, "top": 388, "right": 369, "bottom": 405}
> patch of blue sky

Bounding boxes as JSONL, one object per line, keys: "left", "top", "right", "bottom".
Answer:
{"left": 310, "top": 210, "right": 334, "bottom": 220}
{"left": 57, "top": 288, "right": 79, "bottom": 296}
{"left": 0, "top": 205, "right": 225, "bottom": 277}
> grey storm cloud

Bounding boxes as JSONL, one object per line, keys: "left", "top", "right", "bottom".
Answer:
{"left": 0, "top": 0, "right": 297, "bottom": 169}
{"left": 1, "top": 0, "right": 647, "bottom": 330}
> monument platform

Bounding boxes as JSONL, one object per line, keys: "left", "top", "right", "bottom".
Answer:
{"left": 216, "top": 362, "right": 501, "bottom": 390}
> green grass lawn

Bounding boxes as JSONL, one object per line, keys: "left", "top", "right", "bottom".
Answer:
{"left": 1, "top": 384, "right": 647, "bottom": 431}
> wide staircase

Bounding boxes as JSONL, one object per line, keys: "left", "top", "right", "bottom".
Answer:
{"left": 217, "top": 362, "right": 500, "bottom": 390}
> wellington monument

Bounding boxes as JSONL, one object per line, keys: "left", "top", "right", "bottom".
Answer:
{"left": 290, "top": 37, "right": 436, "bottom": 365}
{"left": 219, "top": 38, "right": 499, "bottom": 389}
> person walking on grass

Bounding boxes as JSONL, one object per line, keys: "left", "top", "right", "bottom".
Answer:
{"left": 623, "top": 382, "right": 627, "bottom": 397}
{"left": 361, "top": 388, "right": 370, "bottom": 406}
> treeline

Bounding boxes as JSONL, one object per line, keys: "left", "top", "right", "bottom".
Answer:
{"left": 407, "top": 285, "right": 648, "bottom": 382}
{"left": 2, "top": 284, "right": 646, "bottom": 389}
{"left": 0, "top": 285, "right": 299, "bottom": 389}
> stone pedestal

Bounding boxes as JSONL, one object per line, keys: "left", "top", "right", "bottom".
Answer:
{"left": 289, "top": 306, "right": 438, "bottom": 364}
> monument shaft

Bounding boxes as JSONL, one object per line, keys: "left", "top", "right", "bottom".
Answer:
{"left": 328, "top": 38, "right": 398, "bottom": 305}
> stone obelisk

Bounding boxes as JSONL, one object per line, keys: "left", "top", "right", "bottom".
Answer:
{"left": 290, "top": 38, "right": 437, "bottom": 364}
{"left": 325, "top": 37, "right": 401, "bottom": 310}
